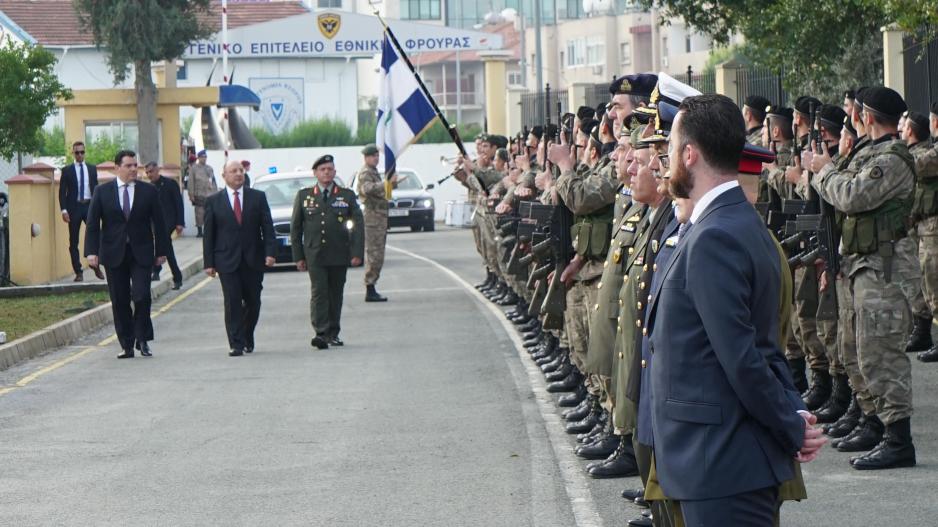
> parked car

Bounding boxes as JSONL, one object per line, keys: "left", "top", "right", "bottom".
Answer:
{"left": 350, "top": 168, "right": 436, "bottom": 232}
{"left": 252, "top": 170, "right": 346, "bottom": 263}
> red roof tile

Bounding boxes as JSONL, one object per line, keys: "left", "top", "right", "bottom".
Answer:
{"left": 0, "top": 0, "right": 308, "bottom": 46}
{"left": 412, "top": 21, "right": 520, "bottom": 65}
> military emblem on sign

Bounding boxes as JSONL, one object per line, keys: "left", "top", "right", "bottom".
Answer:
{"left": 270, "top": 98, "right": 284, "bottom": 121}
{"left": 318, "top": 13, "right": 341, "bottom": 39}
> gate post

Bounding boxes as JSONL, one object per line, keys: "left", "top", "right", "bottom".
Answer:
{"left": 883, "top": 25, "right": 906, "bottom": 97}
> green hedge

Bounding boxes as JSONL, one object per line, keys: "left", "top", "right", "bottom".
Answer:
{"left": 252, "top": 118, "right": 482, "bottom": 149}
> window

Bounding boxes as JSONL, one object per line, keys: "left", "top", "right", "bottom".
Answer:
{"left": 176, "top": 61, "right": 187, "bottom": 81}
{"left": 662, "top": 37, "right": 669, "bottom": 57}
{"left": 566, "top": 38, "right": 585, "bottom": 67}
{"left": 619, "top": 42, "right": 631, "bottom": 66}
{"left": 507, "top": 70, "right": 522, "bottom": 86}
{"left": 401, "top": 0, "right": 441, "bottom": 21}
{"left": 85, "top": 120, "right": 162, "bottom": 162}
{"left": 586, "top": 36, "right": 604, "bottom": 66}
{"left": 685, "top": 35, "right": 692, "bottom": 53}
{"left": 317, "top": 0, "right": 342, "bottom": 7}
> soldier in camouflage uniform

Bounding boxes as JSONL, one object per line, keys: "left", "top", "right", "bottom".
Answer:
{"left": 809, "top": 86, "right": 918, "bottom": 470}
{"left": 189, "top": 150, "right": 217, "bottom": 237}
{"left": 458, "top": 135, "right": 507, "bottom": 294}
{"left": 355, "top": 144, "right": 395, "bottom": 302}
{"left": 743, "top": 95, "right": 770, "bottom": 147}
{"left": 904, "top": 108, "right": 938, "bottom": 363}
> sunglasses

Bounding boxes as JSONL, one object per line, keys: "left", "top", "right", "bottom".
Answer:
{"left": 74, "top": 150, "right": 86, "bottom": 155}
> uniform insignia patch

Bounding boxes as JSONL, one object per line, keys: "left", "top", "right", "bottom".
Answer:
{"left": 613, "top": 248, "right": 622, "bottom": 264}
{"left": 623, "top": 224, "right": 636, "bottom": 232}
{"left": 665, "top": 236, "right": 678, "bottom": 247}
{"left": 652, "top": 240, "right": 659, "bottom": 253}
{"left": 870, "top": 166, "right": 884, "bottom": 179}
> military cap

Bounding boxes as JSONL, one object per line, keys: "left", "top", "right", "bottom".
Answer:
{"left": 651, "top": 72, "right": 701, "bottom": 108}
{"left": 632, "top": 106, "right": 655, "bottom": 125}
{"left": 609, "top": 73, "right": 658, "bottom": 97}
{"left": 862, "top": 87, "right": 907, "bottom": 119}
{"left": 854, "top": 87, "right": 870, "bottom": 107}
{"left": 241, "top": 159, "right": 251, "bottom": 168}
{"left": 589, "top": 122, "right": 602, "bottom": 145}
{"left": 641, "top": 101, "right": 679, "bottom": 144}
{"left": 596, "top": 102, "right": 609, "bottom": 118}
{"left": 361, "top": 144, "right": 379, "bottom": 156}
{"left": 577, "top": 105, "right": 595, "bottom": 120}
{"left": 794, "top": 96, "right": 823, "bottom": 116}
{"left": 738, "top": 143, "right": 775, "bottom": 175}
{"left": 495, "top": 147, "right": 510, "bottom": 162}
{"left": 843, "top": 114, "right": 858, "bottom": 137}
{"left": 744, "top": 95, "right": 771, "bottom": 114}
{"left": 931, "top": 102, "right": 938, "bottom": 116}
{"left": 818, "top": 104, "right": 848, "bottom": 133}
{"left": 580, "top": 118, "right": 599, "bottom": 136}
{"left": 312, "top": 154, "right": 335, "bottom": 169}
{"left": 197, "top": 149, "right": 207, "bottom": 157}
{"left": 630, "top": 125, "right": 650, "bottom": 150}
{"left": 530, "top": 125, "right": 544, "bottom": 140}
{"left": 905, "top": 111, "right": 930, "bottom": 139}
{"left": 767, "top": 105, "right": 794, "bottom": 123}
{"left": 188, "top": 154, "right": 197, "bottom": 163}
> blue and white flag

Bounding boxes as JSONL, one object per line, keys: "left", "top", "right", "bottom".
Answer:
{"left": 376, "top": 33, "right": 438, "bottom": 175}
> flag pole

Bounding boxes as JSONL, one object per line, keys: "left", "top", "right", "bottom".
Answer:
{"left": 373, "top": 11, "right": 467, "bottom": 157}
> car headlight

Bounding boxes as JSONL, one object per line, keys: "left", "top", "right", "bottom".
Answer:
{"left": 421, "top": 199, "right": 433, "bottom": 208}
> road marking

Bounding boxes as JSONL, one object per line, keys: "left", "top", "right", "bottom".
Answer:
{"left": 1, "top": 276, "right": 213, "bottom": 397}
{"left": 388, "top": 244, "right": 604, "bottom": 527}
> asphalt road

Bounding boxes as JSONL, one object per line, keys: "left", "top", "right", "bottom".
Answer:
{"left": 1, "top": 227, "right": 938, "bottom": 526}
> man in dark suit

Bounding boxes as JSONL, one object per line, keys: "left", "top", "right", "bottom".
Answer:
{"left": 646, "top": 95, "right": 824, "bottom": 525}
{"left": 145, "top": 162, "right": 185, "bottom": 289}
{"left": 291, "top": 155, "right": 364, "bottom": 350}
{"left": 203, "top": 160, "right": 277, "bottom": 357}
{"left": 59, "top": 141, "right": 103, "bottom": 282}
{"left": 85, "top": 150, "right": 170, "bottom": 359}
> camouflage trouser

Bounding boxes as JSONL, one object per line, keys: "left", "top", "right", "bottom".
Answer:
{"left": 481, "top": 215, "right": 502, "bottom": 278}
{"left": 565, "top": 278, "right": 599, "bottom": 374}
{"left": 838, "top": 273, "right": 876, "bottom": 415}
{"left": 788, "top": 267, "right": 829, "bottom": 371}
{"left": 363, "top": 211, "right": 387, "bottom": 286}
{"left": 193, "top": 204, "right": 207, "bottom": 227}
{"left": 818, "top": 317, "right": 843, "bottom": 375}
{"left": 917, "top": 216, "right": 938, "bottom": 323}
{"left": 852, "top": 263, "right": 914, "bottom": 424}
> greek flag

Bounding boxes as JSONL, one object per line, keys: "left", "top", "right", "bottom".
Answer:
{"left": 376, "top": 33, "right": 438, "bottom": 175}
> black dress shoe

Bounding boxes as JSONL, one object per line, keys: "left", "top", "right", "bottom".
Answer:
{"left": 229, "top": 348, "right": 244, "bottom": 357}
{"left": 135, "top": 341, "right": 152, "bottom": 357}
{"left": 634, "top": 497, "right": 650, "bottom": 508}
{"left": 244, "top": 346, "right": 254, "bottom": 354}
{"left": 310, "top": 336, "right": 329, "bottom": 350}
{"left": 588, "top": 439, "right": 639, "bottom": 479}
{"left": 546, "top": 371, "right": 582, "bottom": 393}
{"left": 575, "top": 433, "right": 620, "bottom": 459}
{"left": 628, "top": 517, "right": 652, "bottom": 527}
{"left": 73, "top": 273, "right": 84, "bottom": 282}
{"left": 151, "top": 272, "right": 161, "bottom": 282}
{"left": 621, "top": 487, "right": 645, "bottom": 501}
{"left": 92, "top": 266, "right": 105, "bottom": 280}
{"left": 172, "top": 279, "right": 183, "bottom": 290}
{"left": 116, "top": 350, "right": 134, "bottom": 359}
{"left": 918, "top": 345, "right": 938, "bottom": 362}
{"left": 328, "top": 337, "right": 344, "bottom": 346}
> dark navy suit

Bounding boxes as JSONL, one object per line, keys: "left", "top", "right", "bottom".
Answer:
{"left": 647, "top": 186, "right": 805, "bottom": 514}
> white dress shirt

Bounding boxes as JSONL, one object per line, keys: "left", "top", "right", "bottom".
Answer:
{"left": 690, "top": 180, "right": 739, "bottom": 224}
{"left": 117, "top": 180, "right": 136, "bottom": 212}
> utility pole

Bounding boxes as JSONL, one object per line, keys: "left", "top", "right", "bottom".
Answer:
{"left": 534, "top": 0, "right": 543, "bottom": 122}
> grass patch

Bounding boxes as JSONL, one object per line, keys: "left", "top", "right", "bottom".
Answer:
{"left": 0, "top": 291, "right": 111, "bottom": 342}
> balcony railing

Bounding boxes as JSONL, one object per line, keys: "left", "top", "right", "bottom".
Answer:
{"left": 430, "top": 92, "right": 479, "bottom": 106}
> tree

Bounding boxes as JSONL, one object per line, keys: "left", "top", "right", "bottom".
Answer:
{"left": 639, "top": 0, "right": 888, "bottom": 101}
{"left": 0, "top": 40, "right": 71, "bottom": 160}
{"left": 74, "top": 0, "right": 214, "bottom": 164}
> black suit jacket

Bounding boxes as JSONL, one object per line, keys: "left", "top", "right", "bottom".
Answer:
{"left": 59, "top": 163, "right": 99, "bottom": 215}
{"left": 84, "top": 180, "right": 170, "bottom": 268}
{"left": 202, "top": 187, "right": 277, "bottom": 273}
{"left": 152, "top": 175, "right": 185, "bottom": 229}
{"left": 647, "top": 186, "right": 805, "bottom": 501}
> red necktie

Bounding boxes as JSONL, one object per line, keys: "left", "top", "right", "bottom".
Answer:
{"left": 233, "top": 190, "right": 242, "bottom": 225}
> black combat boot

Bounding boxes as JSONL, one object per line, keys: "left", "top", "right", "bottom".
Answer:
{"left": 541, "top": 352, "right": 566, "bottom": 373}
{"left": 566, "top": 406, "right": 604, "bottom": 434}
{"left": 545, "top": 361, "right": 574, "bottom": 383}
{"left": 802, "top": 369, "right": 832, "bottom": 411}
{"left": 576, "top": 419, "right": 620, "bottom": 459}
{"left": 814, "top": 374, "right": 851, "bottom": 423}
{"left": 788, "top": 357, "right": 808, "bottom": 394}
{"left": 587, "top": 435, "right": 639, "bottom": 478}
{"left": 497, "top": 290, "right": 520, "bottom": 306}
{"left": 905, "top": 315, "right": 933, "bottom": 352}
{"left": 474, "top": 271, "right": 495, "bottom": 290}
{"left": 546, "top": 369, "right": 582, "bottom": 393}
{"left": 825, "top": 395, "right": 861, "bottom": 437}
{"left": 558, "top": 384, "right": 587, "bottom": 407}
{"left": 837, "top": 414, "right": 884, "bottom": 452}
{"left": 196, "top": 225, "right": 203, "bottom": 238}
{"left": 917, "top": 345, "right": 938, "bottom": 362}
{"left": 365, "top": 285, "right": 388, "bottom": 302}
{"left": 851, "top": 417, "right": 916, "bottom": 470}
{"left": 563, "top": 393, "right": 595, "bottom": 421}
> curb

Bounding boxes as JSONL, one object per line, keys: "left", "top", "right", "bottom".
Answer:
{"left": 0, "top": 282, "right": 109, "bottom": 299}
{"left": 0, "top": 254, "right": 205, "bottom": 371}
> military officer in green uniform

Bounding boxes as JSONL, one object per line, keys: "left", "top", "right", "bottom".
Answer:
{"left": 291, "top": 155, "right": 365, "bottom": 350}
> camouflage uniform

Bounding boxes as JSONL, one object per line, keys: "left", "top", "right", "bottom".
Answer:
{"left": 355, "top": 164, "right": 388, "bottom": 286}
{"left": 188, "top": 162, "right": 217, "bottom": 228}
{"left": 746, "top": 125, "right": 765, "bottom": 148}
{"left": 814, "top": 136, "right": 918, "bottom": 424}
{"left": 910, "top": 140, "right": 938, "bottom": 323}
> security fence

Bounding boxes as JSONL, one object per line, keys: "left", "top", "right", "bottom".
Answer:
{"left": 903, "top": 33, "right": 938, "bottom": 114}
{"left": 521, "top": 88, "right": 569, "bottom": 128}
{"left": 733, "top": 65, "right": 790, "bottom": 108}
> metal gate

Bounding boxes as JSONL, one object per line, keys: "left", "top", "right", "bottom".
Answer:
{"left": 903, "top": 33, "right": 938, "bottom": 114}
{"left": 734, "top": 66, "right": 789, "bottom": 108}
{"left": 521, "top": 89, "right": 569, "bottom": 128}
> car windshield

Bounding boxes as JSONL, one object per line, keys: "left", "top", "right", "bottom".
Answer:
{"left": 392, "top": 171, "right": 423, "bottom": 190}
{"left": 253, "top": 177, "right": 309, "bottom": 207}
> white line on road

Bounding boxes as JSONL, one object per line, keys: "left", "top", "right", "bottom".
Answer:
{"left": 388, "top": 244, "right": 604, "bottom": 527}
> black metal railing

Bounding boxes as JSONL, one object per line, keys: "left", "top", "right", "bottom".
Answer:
{"left": 684, "top": 66, "right": 716, "bottom": 95}
{"left": 0, "top": 192, "right": 9, "bottom": 287}
{"left": 521, "top": 89, "right": 569, "bottom": 128}
{"left": 734, "top": 65, "right": 789, "bottom": 108}
{"left": 903, "top": 33, "right": 938, "bottom": 114}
